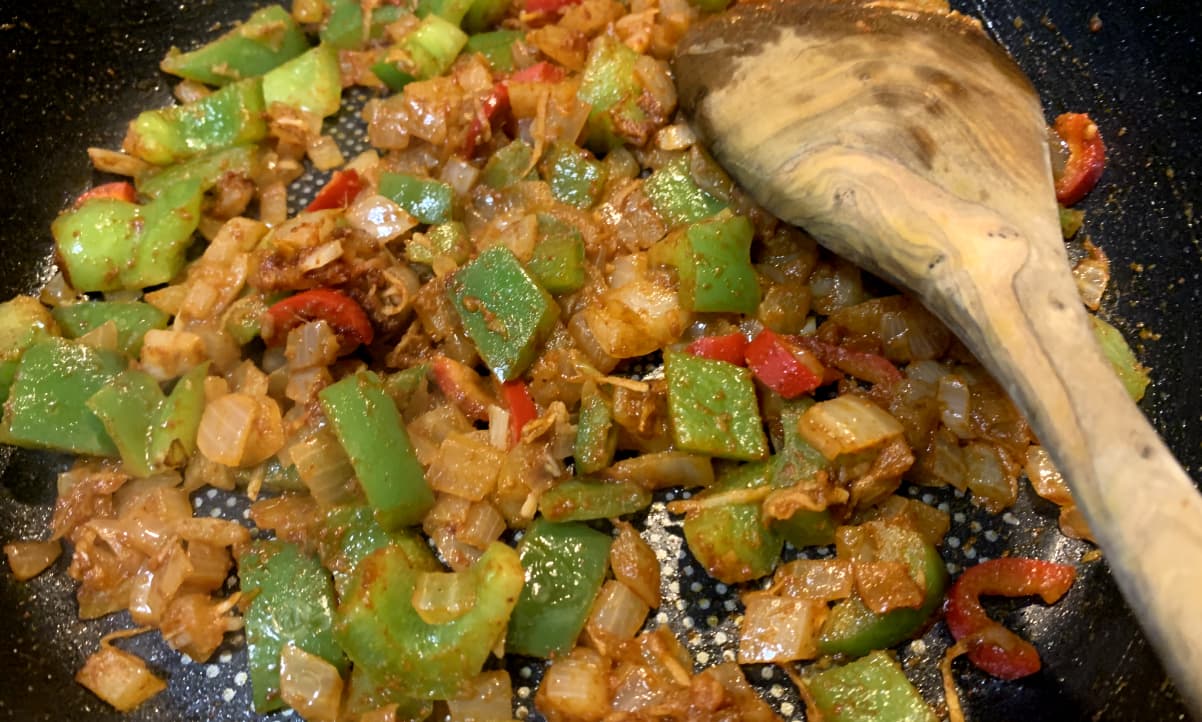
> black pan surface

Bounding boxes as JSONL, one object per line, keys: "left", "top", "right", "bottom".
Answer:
{"left": 0, "top": 1, "right": 1199, "bottom": 720}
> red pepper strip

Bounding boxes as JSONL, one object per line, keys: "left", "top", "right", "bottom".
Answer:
{"left": 525, "top": 0, "right": 583, "bottom": 13}
{"left": 465, "top": 63, "right": 565, "bottom": 157}
{"left": 509, "top": 61, "right": 567, "bottom": 84}
{"left": 264, "top": 288, "right": 374, "bottom": 352}
{"left": 431, "top": 355, "right": 496, "bottom": 422}
{"left": 686, "top": 332, "right": 748, "bottom": 366}
{"left": 305, "top": 169, "right": 365, "bottom": 212}
{"left": 501, "top": 380, "right": 538, "bottom": 447}
{"left": 790, "top": 335, "right": 903, "bottom": 388}
{"left": 1053, "top": 113, "right": 1106, "bottom": 206}
{"left": 945, "top": 557, "right": 1077, "bottom": 679}
{"left": 745, "top": 329, "right": 825, "bottom": 398}
{"left": 74, "top": 181, "right": 136, "bottom": 207}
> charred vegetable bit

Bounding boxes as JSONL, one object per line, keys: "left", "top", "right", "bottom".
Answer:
{"left": 507, "top": 520, "right": 612, "bottom": 658}
{"left": 320, "top": 371, "right": 435, "bottom": 529}
{"left": 239, "top": 540, "right": 346, "bottom": 714}
{"left": 448, "top": 245, "right": 560, "bottom": 381}
{"left": 160, "top": 5, "right": 308, "bottom": 86}
{"left": 807, "top": 650, "right": 939, "bottom": 722}
{"left": 945, "top": 557, "right": 1077, "bottom": 679}
{"left": 52, "top": 178, "right": 203, "bottom": 292}
{"left": 665, "top": 350, "right": 768, "bottom": 461}
{"left": 681, "top": 461, "right": 783, "bottom": 584}
{"left": 124, "top": 79, "right": 267, "bottom": 165}
{"left": 335, "top": 542, "right": 523, "bottom": 699}
{"left": 52, "top": 302, "right": 168, "bottom": 357}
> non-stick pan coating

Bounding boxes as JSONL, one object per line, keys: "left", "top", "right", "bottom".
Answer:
{"left": 0, "top": 1, "right": 1199, "bottom": 720}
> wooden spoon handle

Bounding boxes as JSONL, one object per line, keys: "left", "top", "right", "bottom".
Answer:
{"left": 964, "top": 237, "right": 1202, "bottom": 710}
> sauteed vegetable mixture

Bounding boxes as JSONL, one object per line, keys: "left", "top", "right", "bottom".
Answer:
{"left": 1, "top": 0, "right": 1137, "bottom": 719}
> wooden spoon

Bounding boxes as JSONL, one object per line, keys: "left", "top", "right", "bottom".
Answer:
{"left": 674, "top": 0, "right": 1202, "bottom": 711}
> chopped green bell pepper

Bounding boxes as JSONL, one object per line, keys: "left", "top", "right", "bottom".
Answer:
{"left": 342, "top": 665, "right": 434, "bottom": 722}
{"left": 405, "top": 221, "right": 472, "bottom": 267}
{"left": 1091, "top": 316, "right": 1150, "bottom": 402}
{"left": 379, "top": 172, "right": 455, "bottom": 225}
{"left": 239, "top": 540, "right": 346, "bottom": 714}
{"left": 321, "top": 0, "right": 368, "bottom": 49}
{"left": 807, "top": 650, "right": 938, "bottom": 722}
{"left": 147, "top": 362, "right": 209, "bottom": 469}
{"left": 417, "top": 0, "right": 474, "bottom": 25}
{"left": 52, "top": 178, "right": 203, "bottom": 292}
{"left": 817, "top": 524, "right": 947, "bottom": 657}
{"left": 664, "top": 350, "right": 768, "bottom": 461}
{"left": 125, "top": 78, "right": 267, "bottom": 165}
{"left": 160, "top": 5, "right": 310, "bottom": 86}
{"left": 262, "top": 44, "right": 342, "bottom": 118}
{"left": 0, "top": 296, "right": 58, "bottom": 361}
{"left": 318, "top": 505, "right": 441, "bottom": 598}
{"left": 382, "top": 363, "right": 432, "bottom": 410}
{"left": 573, "top": 384, "right": 617, "bottom": 474}
{"left": 336, "top": 542, "right": 524, "bottom": 699}
{"left": 507, "top": 519, "right": 611, "bottom": 658}
{"left": 447, "top": 245, "right": 559, "bottom": 382}
{"left": 540, "top": 478, "right": 650, "bottom": 522}
{"left": 528, "top": 216, "right": 586, "bottom": 295}
{"left": 320, "top": 371, "right": 435, "bottom": 530}
{"left": 399, "top": 15, "right": 469, "bottom": 80}
{"left": 464, "top": 30, "right": 523, "bottom": 70}
{"left": 86, "top": 369, "right": 165, "bottom": 478}
{"left": 481, "top": 140, "right": 536, "bottom": 189}
{"left": 371, "top": 61, "right": 417, "bottom": 92}
{"left": 135, "top": 144, "right": 259, "bottom": 198}
{"left": 0, "top": 338, "right": 125, "bottom": 457}
{"left": 577, "top": 36, "right": 648, "bottom": 152}
{"left": 770, "top": 398, "right": 836, "bottom": 547}
{"left": 643, "top": 154, "right": 726, "bottom": 227}
{"left": 651, "top": 209, "right": 760, "bottom": 314}
{"left": 682, "top": 461, "right": 782, "bottom": 584}
{"left": 463, "top": 0, "right": 511, "bottom": 33}
{"left": 52, "top": 301, "right": 168, "bottom": 357}
{"left": 540, "top": 142, "right": 607, "bottom": 209}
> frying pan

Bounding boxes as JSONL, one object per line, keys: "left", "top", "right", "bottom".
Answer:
{"left": 0, "top": 1, "right": 1198, "bottom": 720}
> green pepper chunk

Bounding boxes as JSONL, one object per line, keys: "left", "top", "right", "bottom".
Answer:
{"left": 382, "top": 363, "right": 432, "bottom": 410}
{"left": 652, "top": 209, "right": 760, "bottom": 314}
{"left": 817, "top": 524, "right": 947, "bottom": 657}
{"left": 664, "top": 350, "right": 768, "bottom": 461}
{"left": 318, "top": 505, "right": 441, "bottom": 598}
{"left": 0, "top": 338, "right": 125, "bottom": 457}
{"left": 52, "top": 301, "right": 168, "bottom": 357}
{"left": 0, "top": 362, "right": 17, "bottom": 408}
{"left": 463, "top": 0, "right": 511, "bottom": 33}
{"left": 0, "top": 296, "right": 59, "bottom": 361}
{"left": 682, "top": 461, "right": 783, "bottom": 584}
{"left": 320, "top": 371, "right": 435, "bottom": 530}
{"left": 371, "top": 61, "right": 417, "bottom": 92}
{"left": 336, "top": 542, "right": 524, "bottom": 699}
{"left": 540, "top": 479, "right": 650, "bottom": 522}
{"left": 528, "top": 216, "right": 586, "bottom": 295}
{"left": 447, "top": 245, "right": 560, "bottom": 382}
{"left": 405, "top": 221, "right": 472, "bottom": 267}
{"left": 539, "top": 142, "right": 607, "bottom": 209}
{"left": 1091, "top": 316, "right": 1150, "bottom": 401}
{"left": 135, "top": 144, "right": 260, "bottom": 198}
{"left": 399, "top": 15, "right": 469, "bottom": 80}
{"left": 643, "top": 154, "right": 726, "bottom": 227}
{"left": 770, "top": 398, "right": 836, "bottom": 547}
{"left": 262, "top": 44, "right": 343, "bottom": 118}
{"left": 464, "top": 30, "right": 523, "bottom": 70}
{"left": 147, "top": 362, "right": 209, "bottom": 469}
{"left": 125, "top": 78, "right": 267, "bottom": 166}
{"left": 417, "top": 0, "right": 474, "bottom": 25}
{"left": 507, "top": 520, "right": 611, "bottom": 658}
{"left": 160, "top": 5, "right": 310, "bottom": 86}
{"left": 807, "top": 651, "right": 938, "bottom": 722}
{"left": 343, "top": 666, "right": 434, "bottom": 722}
{"left": 379, "top": 172, "right": 455, "bottom": 225}
{"left": 86, "top": 370, "right": 165, "bottom": 478}
{"left": 577, "top": 36, "right": 648, "bottom": 152}
{"left": 52, "top": 179, "right": 203, "bottom": 292}
{"left": 321, "top": 0, "right": 368, "bottom": 49}
{"left": 573, "top": 384, "right": 617, "bottom": 473}
{"left": 239, "top": 540, "right": 347, "bottom": 714}
{"left": 481, "top": 140, "right": 536, "bottom": 189}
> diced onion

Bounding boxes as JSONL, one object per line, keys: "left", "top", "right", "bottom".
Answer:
{"left": 1072, "top": 239, "right": 1110, "bottom": 311}
{"left": 197, "top": 393, "right": 285, "bottom": 468}
{"left": 1025, "top": 445, "right": 1072, "bottom": 505}
{"left": 655, "top": 123, "right": 696, "bottom": 151}
{"left": 585, "top": 580, "right": 649, "bottom": 653}
{"left": 289, "top": 428, "right": 356, "bottom": 508}
{"left": 3, "top": 539, "right": 62, "bottom": 581}
{"left": 440, "top": 157, "right": 479, "bottom": 197}
{"left": 75, "top": 645, "right": 167, "bottom": 712}
{"left": 259, "top": 181, "right": 289, "bottom": 226}
{"left": 963, "top": 441, "right": 1017, "bottom": 512}
{"left": 609, "top": 522, "right": 661, "bottom": 608}
{"left": 140, "top": 329, "right": 207, "bottom": 382}
{"left": 446, "top": 671, "right": 513, "bottom": 722}
{"left": 87, "top": 147, "right": 150, "bottom": 177}
{"left": 181, "top": 542, "right": 231, "bottom": 594}
{"left": 426, "top": 433, "right": 504, "bottom": 502}
{"left": 799, "top": 395, "right": 904, "bottom": 460}
{"left": 346, "top": 194, "right": 417, "bottom": 243}
{"left": 306, "top": 135, "right": 345, "bottom": 171}
{"left": 853, "top": 560, "right": 925, "bottom": 614}
{"left": 773, "top": 559, "right": 854, "bottom": 602}
{"left": 279, "top": 643, "right": 344, "bottom": 722}
{"left": 78, "top": 320, "right": 121, "bottom": 352}
{"left": 534, "top": 647, "right": 611, "bottom": 722}
{"left": 602, "top": 451, "right": 714, "bottom": 490}
{"left": 286, "top": 320, "right": 340, "bottom": 370}
{"left": 160, "top": 592, "right": 240, "bottom": 662}
{"left": 458, "top": 501, "right": 507, "bottom": 551}
{"left": 412, "top": 570, "right": 478, "bottom": 625}
{"left": 937, "top": 373, "right": 973, "bottom": 439}
{"left": 737, "top": 592, "right": 826, "bottom": 663}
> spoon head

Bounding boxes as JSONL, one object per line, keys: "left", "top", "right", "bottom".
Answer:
{"left": 673, "top": 0, "right": 1065, "bottom": 302}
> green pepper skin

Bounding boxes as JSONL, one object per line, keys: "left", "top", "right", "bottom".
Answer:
{"left": 318, "top": 505, "right": 441, "bottom": 598}
{"left": 52, "top": 301, "right": 168, "bottom": 357}
{"left": 382, "top": 363, "right": 432, "bottom": 410}
{"left": 371, "top": 62, "right": 417, "bottom": 92}
{"left": 320, "top": 371, "right": 435, "bottom": 530}
{"left": 577, "top": 37, "right": 648, "bottom": 152}
{"left": 335, "top": 542, "right": 524, "bottom": 699}
{"left": 770, "top": 398, "right": 836, "bottom": 547}
{"left": 0, "top": 296, "right": 59, "bottom": 361}
{"left": 86, "top": 369, "right": 165, "bottom": 478}
{"left": 447, "top": 246, "right": 560, "bottom": 382}
{"left": 664, "top": 350, "right": 768, "bottom": 461}
{"left": 321, "top": 0, "right": 367, "bottom": 49}
{"left": 417, "top": 0, "right": 475, "bottom": 25}
{"left": 654, "top": 210, "right": 760, "bottom": 314}
{"left": 507, "top": 520, "right": 612, "bottom": 658}
{"left": 463, "top": 0, "right": 512, "bottom": 33}
{"left": 379, "top": 172, "right": 455, "bottom": 225}
{"left": 125, "top": 79, "right": 267, "bottom": 166}
{"left": 262, "top": 44, "right": 343, "bottom": 118}
{"left": 239, "top": 540, "right": 347, "bottom": 714}
{"left": 160, "top": 5, "right": 309, "bottom": 86}
{"left": 0, "top": 338, "right": 126, "bottom": 457}
{"left": 481, "top": 140, "right": 536, "bottom": 189}
{"left": 1091, "top": 315, "right": 1150, "bottom": 401}
{"left": 401, "top": 15, "right": 470, "bottom": 79}
{"left": 147, "top": 362, "right": 209, "bottom": 469}
{"left": 0, "top": 362, "right": 17, "bottom": 408}
{"left": 52, "top": 179, "right": 203, "bottom": 292}
{"left": 464, "top": 30, "right": 523, "bottom": 70}
{"left": 643, "top": 154, "right": 726, "bottom": 226}
{"left": 528, "top": 216, "right": 586, "bottom": 296}
{"left": 406, "top": 222, "right": 472, "bottom": 267}
{"left": 540, "top": 478, "right": 650, "bottom": 523}
{"left": 540, "top": 142, "right": 607, "bottom": 209}
{"left": 573, "top": 387, "right": 617, "bottom": 473}
{"left": 807, "top": 651, "right": 938, "bottom": 722}
{"left": 135, "top": 144, "right": 259, "bottom": 198}
{"left": 682, "top": 461, "right": 783, "bottom": 584}
{"left": 817, "top": 526, "right": 948, "bottom": 657}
